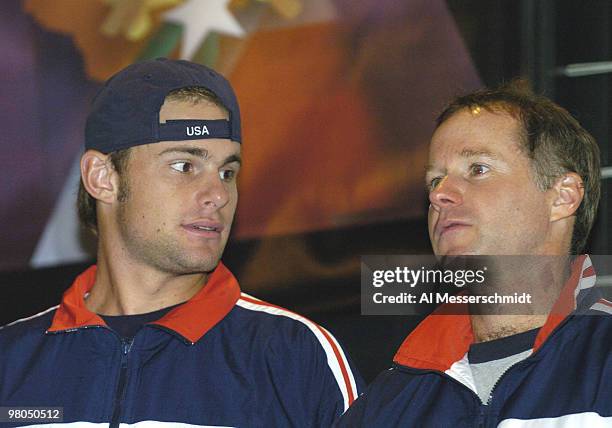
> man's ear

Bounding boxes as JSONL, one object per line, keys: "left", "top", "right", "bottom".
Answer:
{"left": 80, "top": 150, "right": 119, "bottom": 204}
{"left": 550, "top": 172, "right": 584, "bottom": 222}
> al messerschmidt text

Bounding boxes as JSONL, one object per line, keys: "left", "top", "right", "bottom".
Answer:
{"left": 373, "top": 292, "right": 532, "bottom": 304}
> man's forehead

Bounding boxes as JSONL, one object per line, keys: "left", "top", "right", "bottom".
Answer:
{"left": 131, "top": 139, "right": 241, "bottom": 159}
{"left": 428, "top": 111, "right": 524, "bottom": 159}
{"left": 435, "top": 107, "right": 521, "bottom": 136}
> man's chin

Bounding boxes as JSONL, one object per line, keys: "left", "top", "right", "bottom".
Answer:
{"left": 170, "top": 250, "right": 224, "bottom": 275}
{"left": 182, "top": 241, "right": 227, "bottom": 262}
{"left": 435, "top": 245, "right": 479, "bottom": 257}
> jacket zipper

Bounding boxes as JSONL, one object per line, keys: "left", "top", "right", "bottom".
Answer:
{"left": 474, "top": 363, "right": 515, "bottom": 428}
{"left": 478, "top": 317, "right": 577, "bottom": 424}
{"left": 473, "top": 356, "right": 534, "bottom": 428}
{"left": 110, "top": 338, "right": 134, "bottom": 428}
{"left": 396, "top": 315, "right": 577, "bottom": 427}
{"left": 46, "top": 325, "right": 133, "bottom": 425}
{"left": 395, "top": 358, "right": 534, "bottom": 428}
{"left": 476, "top": 405, "right": 487, "bottom": 428}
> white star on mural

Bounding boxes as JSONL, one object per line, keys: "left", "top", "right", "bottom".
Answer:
{"left": 163, "top": 0, "right": 245, "bottom": 60}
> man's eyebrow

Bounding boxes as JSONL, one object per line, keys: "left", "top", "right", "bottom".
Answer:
{"left": 222, "top": 154, "right": 242, "bottom": 166}
{"left": 424, "top": 148, "right": 499, "bottom": 175}
{"left": 424, "top": 163, "right": 439, "bottom": 175}
{"left": 459, "top": 148, "right": 499, "bottom": 159}
{"left": 157, "top": 146, "right": 209, "bottom": 158}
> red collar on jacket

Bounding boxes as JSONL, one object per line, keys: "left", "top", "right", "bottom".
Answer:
{"left": 393, "top": 255, "right": 595, "bottom": 371}
{"left": 47, "top": 262, "right": 241, "bottom": 343}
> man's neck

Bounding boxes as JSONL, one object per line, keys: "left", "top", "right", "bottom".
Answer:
{"left": 470, "top": 314, "right": 546, "bottom": 343}
{"left": 84, "top": 251, "right": 208, "bottom": 316}
{"left": 469, "top": 255, "right": 571, "bottom": 343}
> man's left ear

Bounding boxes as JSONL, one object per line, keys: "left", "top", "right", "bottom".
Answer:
{"left": 550, "top": 172, "right": 584, "bottom": 222}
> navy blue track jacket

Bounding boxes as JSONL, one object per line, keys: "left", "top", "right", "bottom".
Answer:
{"left": 338, "top": 255, "right": 612, "bottom": 427}
{"left": 0, "top": 263, "right": 362, "bottom": 427}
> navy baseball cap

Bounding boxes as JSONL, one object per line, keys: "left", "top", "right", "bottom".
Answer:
{"left": 85, "top": 58, "right": 241, "bottom": 153}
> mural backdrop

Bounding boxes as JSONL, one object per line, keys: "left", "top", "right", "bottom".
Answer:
{"left": 1, "top": 0, "right": 480, "bottom": 279}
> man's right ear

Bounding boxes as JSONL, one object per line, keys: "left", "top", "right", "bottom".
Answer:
{"left": 80, "top": 150, "right": 119, "bottom": 204}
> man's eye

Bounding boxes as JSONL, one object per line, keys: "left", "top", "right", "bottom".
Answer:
{"left": 170, "top": 162, "right": 193, "bottom": 173}
{"left": 469, "top": 163, "right": 490, "bottom": 176}
{"left": 428, "top": 176, "right": 443, "bottom": 191}
{"left": 220, "top": 169, "right": 235, "bottom": 181}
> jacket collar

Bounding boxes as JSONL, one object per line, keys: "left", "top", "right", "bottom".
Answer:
{"left": 47, "top": 262, "right": 241, "bottom": 343}
{"left": 394, "top": 255, "right": 596, "bottom": 371}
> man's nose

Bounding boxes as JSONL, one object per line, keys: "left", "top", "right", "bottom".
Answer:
{"left": 429, "top": 176, "right": 463, "bottom": 210}
{"left": 196, "top": 173, "right": 230, "bottom": 210}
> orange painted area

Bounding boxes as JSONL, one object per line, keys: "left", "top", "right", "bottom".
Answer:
{"left": 230, "top": 23, "right": 425, "bottom": 238}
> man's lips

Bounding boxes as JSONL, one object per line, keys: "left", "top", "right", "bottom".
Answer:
{"left": 182, "top": 220, "right": 224, "bottom": 238}
{"left": 435, "top": 219, "right": 471, "bottom": 240}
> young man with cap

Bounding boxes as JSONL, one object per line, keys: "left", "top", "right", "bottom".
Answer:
{"left": 0, "top": 58, "right": 361, "bottom": 427}
{"left": 338, "top": 84, "right": 611, "bottom": 426}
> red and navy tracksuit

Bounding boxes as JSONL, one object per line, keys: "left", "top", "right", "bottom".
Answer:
{"left": 1, "top": 263, "right": 362, "bottom": 427}
{"left": 338, "top": 255, "right": 612, "bottom": 427}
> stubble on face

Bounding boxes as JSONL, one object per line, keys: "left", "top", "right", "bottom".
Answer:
{"left": 116, "top": 210, "right": 213, "bottom": 275}
{"left": 115, "top": 177, "right": 224, "bottom": 275}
